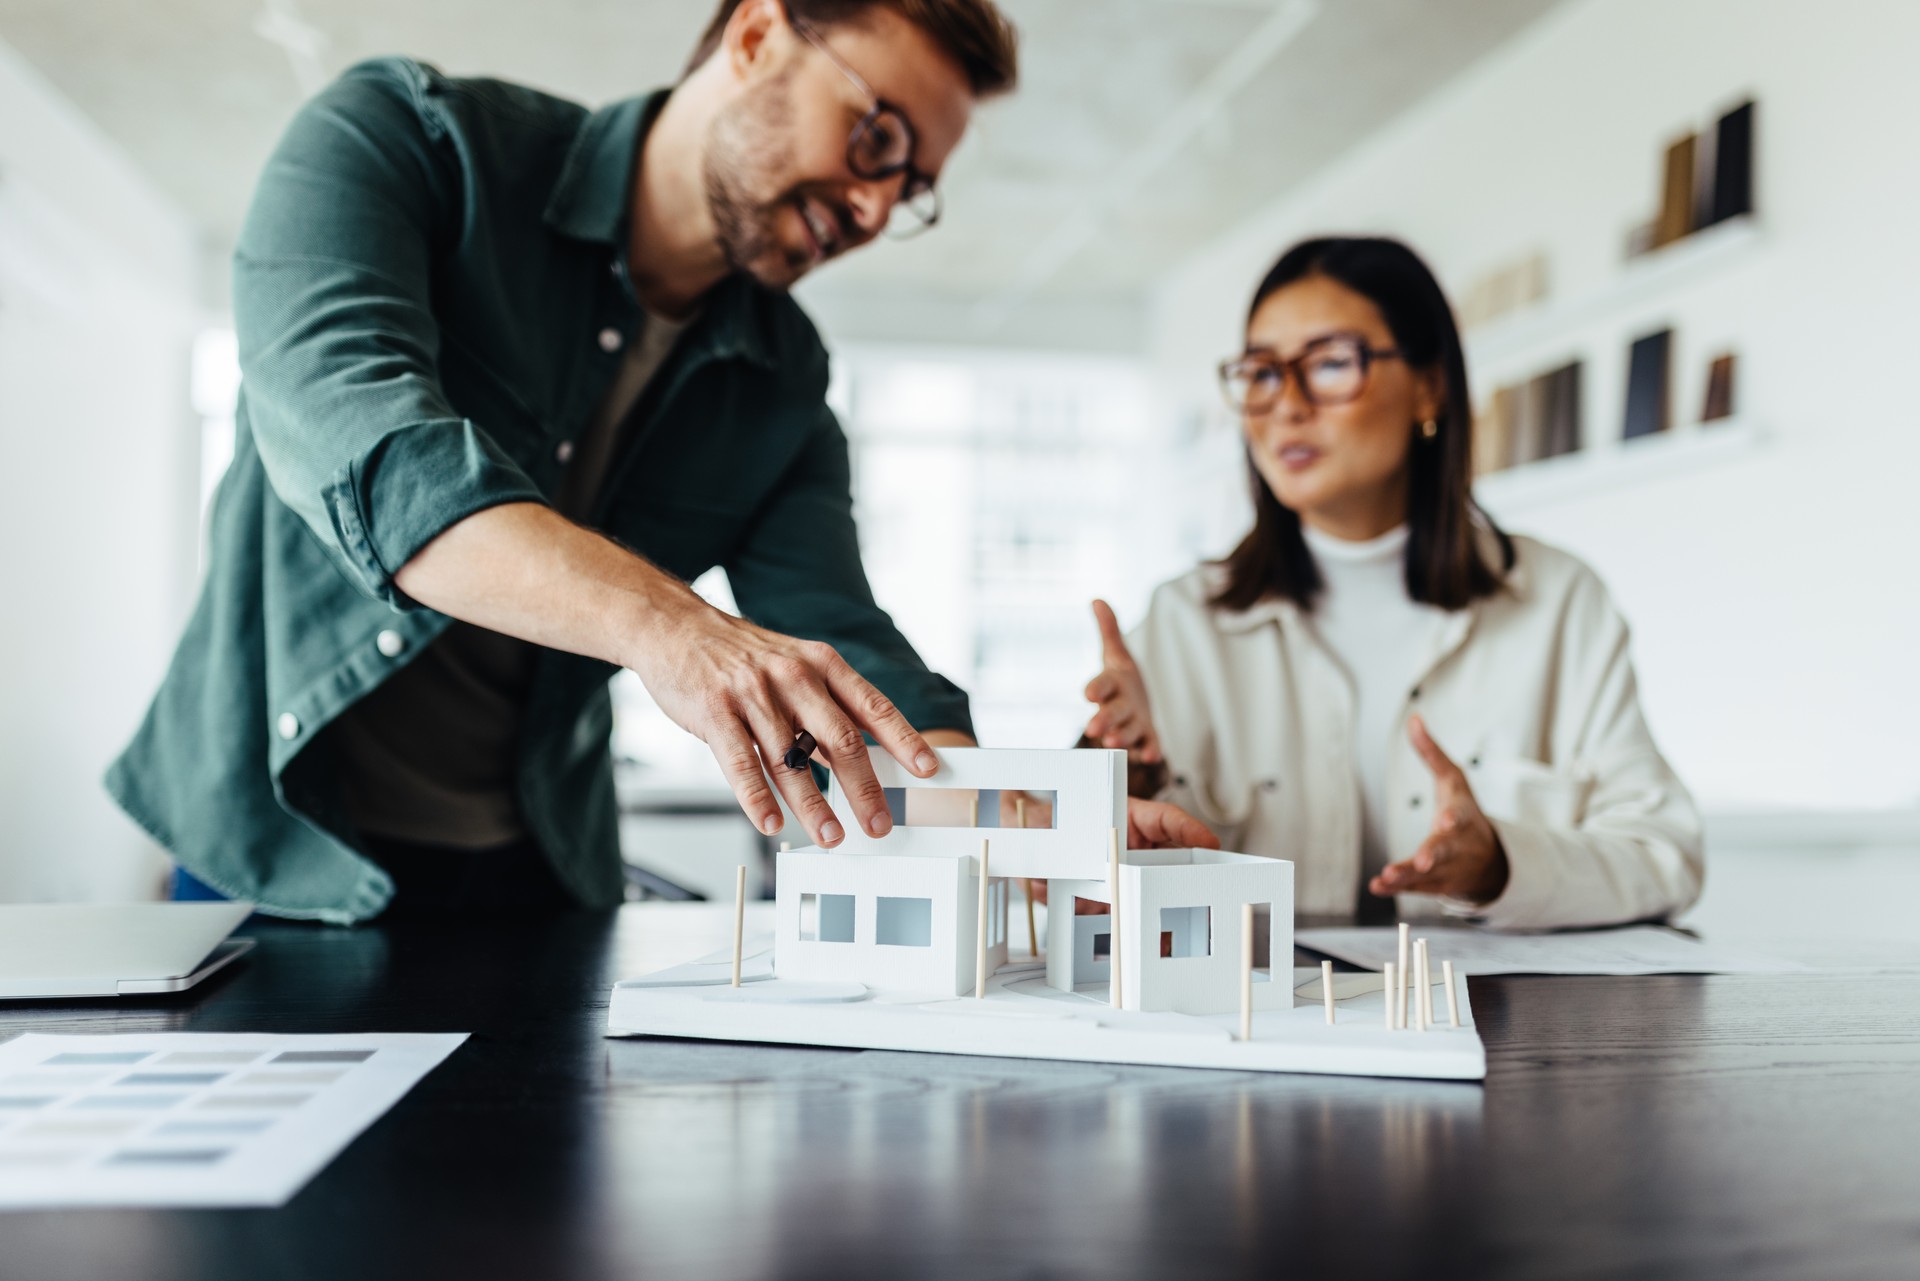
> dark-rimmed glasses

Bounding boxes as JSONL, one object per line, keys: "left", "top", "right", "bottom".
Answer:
{"left": 1218, "top": 334, "right": 1403, "bottom": 414}
{"left": 790, "top": 16, "right": 942, "bottom": 238}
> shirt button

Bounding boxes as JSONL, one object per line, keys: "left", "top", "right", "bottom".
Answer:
{"left": 555, "top": 440, "right": 575, "bottom": 463}
{"left": 376, "top": 630, "right": 406, "bottom": 658}
{"left": 276, "top": 713, "right": 300, "bottom": 741}
{"left": 597, "top": 327, "right": 623, "bottom": 353}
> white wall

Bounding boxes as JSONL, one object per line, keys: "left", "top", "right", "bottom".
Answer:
{"left": 0, "top": 36, "right": 204, "bottom": 899}
{"left": 1145, "top": 0, "right": 1920, "bottom": 814}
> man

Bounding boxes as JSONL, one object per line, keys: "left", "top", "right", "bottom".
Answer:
{"left": 109, "top": 0, "right": 1213, "bottom": 922}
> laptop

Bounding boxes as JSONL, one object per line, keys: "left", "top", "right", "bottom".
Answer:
{"left": 0, "top": 902, "right": 256, "bottom": 1000}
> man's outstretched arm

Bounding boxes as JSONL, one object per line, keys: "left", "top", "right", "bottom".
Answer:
{"left": 394, "top": 501, "right": 938, "bottom": 848}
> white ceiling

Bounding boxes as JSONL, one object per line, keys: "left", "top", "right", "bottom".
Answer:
{"left": 0, "top": 0, "right": 1566, "bottom": 346}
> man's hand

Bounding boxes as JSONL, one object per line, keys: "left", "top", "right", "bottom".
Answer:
{"left": 633, "top": 604, "right": 940, "bottom": 849}
{"left": 390, "top": 502, "right": 938, "bottom": 849}
{"left": 1369, "top": 715, "right": 1509, "bottom": 903}
{"left": 1083, "top": 599, "right": 1162, "bottom": 765}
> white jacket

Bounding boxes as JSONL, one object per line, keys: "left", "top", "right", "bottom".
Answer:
{"left": 1130, "top": 534, "right": 1704, "bottom": 928}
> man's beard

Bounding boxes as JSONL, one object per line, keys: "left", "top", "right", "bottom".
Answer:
{"left": 702, "top": 67, "right": 813, "bottom": 289}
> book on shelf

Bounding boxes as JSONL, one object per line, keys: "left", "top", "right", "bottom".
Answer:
{"left": 1475, "top": 386, "right": 1517, "bottom": 477}
{"left": 1623, "top": 329, "right": 1674, "bottom": 440}
{"left": 1458, "top": 251, "right": 1549, "bottom": 329}
{"left": 1702, "top": 352, "right": 1737, "bottom": 422}
{"left": 1540, "top": 361, "right": 1583, "bottom": 459}
{"left": 1653, "top": 133, "right": 1698, "bottom": 248}
{"left": 1707, "top": 101, "right": 1755, "bottom": 226}
{"left": 1512, "top": 365, "right": 1552, "bottom": 465}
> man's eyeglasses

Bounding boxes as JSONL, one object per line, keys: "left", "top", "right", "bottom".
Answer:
{"left": 1218, "top": 334, "right": 1404, "bottom": 414}
{"left": 790, "top": 17, "right": 942, "bottom": 237}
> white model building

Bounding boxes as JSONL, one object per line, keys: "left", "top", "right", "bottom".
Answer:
{"left": 771, "top": 747, "right": 1293, "bottom": 1013}
{"left": 774, "top": 847, "right": 1008, "bottom": 997}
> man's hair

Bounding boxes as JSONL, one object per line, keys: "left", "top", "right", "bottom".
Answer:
{"left": 685, "top": 0, "right": 1019, "bottom": 97}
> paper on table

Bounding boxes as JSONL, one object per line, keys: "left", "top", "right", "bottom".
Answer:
{"left": 0, "top": 1032, "right": 466, "bottom": 1210}
{"left": 1295, "top": 924, "right": 1809, "bottom": 976}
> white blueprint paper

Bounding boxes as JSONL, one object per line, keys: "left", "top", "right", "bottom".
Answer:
{"left": 0, "top": 1032, "right": 466, "bottom": 1209}
{"left": 1295, "top": 924, "right": 1808, "bottom": 976}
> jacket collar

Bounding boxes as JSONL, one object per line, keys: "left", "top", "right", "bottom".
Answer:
{"left": 543, "top": 90, "right": 665, "bottom": 247}
{"left": 544, "top": 88, "right": 782, "bottom": 373}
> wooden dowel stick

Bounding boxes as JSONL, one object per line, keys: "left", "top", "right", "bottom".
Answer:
{"left": 1444, "top": 960, "right": 1461, "bottom": 1028}
{"left": 1017, "top": 797, "right": 1039, "bottom": 957}
{"left": 1322, "top": 959, "right": 1336, "bottom": 1025}
{"left": 1383, "top": 963, "right": 1396, "bottom": 1030}
{"left": 969, "top": 795, "right": 980, "bottom": 829}
{"left": 1108, "top": 828, "right": 1122, "bottom": 1011}
{"left": 1397, "top": 923, "right": 1410, "bottom": 1029}
{"left": 730, "top": 865, "right": 746, "bottom": 988}
{"left": 1240, "top": 902, "right": 1254, "bottom": 1041}
{"left": 1416, "top": 938, "right": 1431, "bottom": 1031}
{"left": 975, "top": 840, "right": 990, "bottom": 999}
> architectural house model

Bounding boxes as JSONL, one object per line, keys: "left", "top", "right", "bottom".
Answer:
{"left": 608, "top": 747, "right": 1486, "bottom": 1082}
{"left": 777, "top": 747, "right": 1290, "bottom": 1011}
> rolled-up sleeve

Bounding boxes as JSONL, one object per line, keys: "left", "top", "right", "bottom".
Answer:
{"left": 724, "top": 407, "right": 974, "bottom": 737}
{"left": 233, "top": 62, "right": 544, "bottom": 608}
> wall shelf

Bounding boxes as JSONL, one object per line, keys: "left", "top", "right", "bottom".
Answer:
{"left": 1465, "top": 215, "right": 1762, "bottom": 371}
{"left": 1473, "top": 417, "right": 1764, "bottom": 518}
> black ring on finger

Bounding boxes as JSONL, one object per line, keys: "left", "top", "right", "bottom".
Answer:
{"left": 783, "top": 730, "right": 817, "bottom": 771}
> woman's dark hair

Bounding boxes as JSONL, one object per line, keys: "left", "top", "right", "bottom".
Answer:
{"left": 1209, "top": 236, "right": 1513, "bottom": 614}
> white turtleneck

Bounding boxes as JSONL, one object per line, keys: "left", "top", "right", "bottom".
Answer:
{"left": 1297, "top": 523, "right": 1449, "bottom": 882}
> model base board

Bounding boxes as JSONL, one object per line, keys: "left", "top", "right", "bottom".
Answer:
{"left": 607, "top": 955, "right": 1485, "bottom": 1081}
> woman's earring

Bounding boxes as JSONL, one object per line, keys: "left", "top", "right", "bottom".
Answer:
{"left": 1420, "top": 417, "right": 1439, "bottom": 440}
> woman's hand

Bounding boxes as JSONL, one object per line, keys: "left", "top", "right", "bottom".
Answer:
{"left": 1369, "top": 715, "right": 1510, "bottom": 904}
{"left": 1026, "top": 798, "right": 1219, "bottom": 911}
{"left": 1127, "top": 797, "right": 1219, "bottom": 852}
{"left": 1083, "top": 599, "right": 1162, "bottom": 764}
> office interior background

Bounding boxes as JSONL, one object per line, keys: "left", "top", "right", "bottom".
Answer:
{"left": 2, "top": 0, "right": 1915, "bottom": 920}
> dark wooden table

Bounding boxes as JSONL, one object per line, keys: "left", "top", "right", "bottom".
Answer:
{"left": 3, "top": 904, "right": 1918, "bottom": 1281}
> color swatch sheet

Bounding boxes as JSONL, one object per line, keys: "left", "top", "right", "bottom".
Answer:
{"left": 0, "top": 1032, "right": 467, "bottom": 1209}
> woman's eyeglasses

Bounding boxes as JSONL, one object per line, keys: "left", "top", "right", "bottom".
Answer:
{"left": 791, "top": 17, "right": 942, "bottom": 238}
{"left": 1218, "top": 334, "right": 1403, "bottom": 414}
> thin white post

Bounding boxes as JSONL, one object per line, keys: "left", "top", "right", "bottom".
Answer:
{"left": 975, "top": 840, "right": 991, "bottom": 999}
{"left": 1397, "top": 923, "right": 1410, "bottom": 1029}
{"left": 730, "top": 865, "right": 746, "bottom": 988}
{"left": 1416, "top": 938, "right": 1432, "bottom": 1031}
{"left": 1108, "top": 828, "right": 1122, "bottom": 1011}
{"left": 1018, "top": 797, "right": 1039, "bottom": 957}
{"left": 1240, "top": 902, "right": 1254, "bottom": 1041}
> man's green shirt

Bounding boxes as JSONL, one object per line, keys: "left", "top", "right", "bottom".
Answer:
{"left": 107, "top": 58, "right": 972, "bottom": 923}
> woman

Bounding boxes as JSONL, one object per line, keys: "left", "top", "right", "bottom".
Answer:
{"left": 1084, "top": 237, "right": 1702, "bottom": 928}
